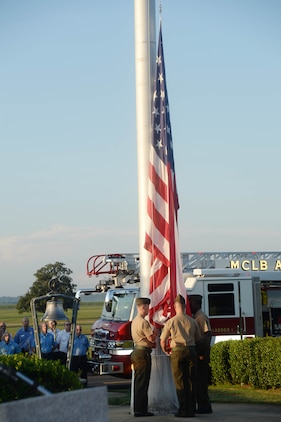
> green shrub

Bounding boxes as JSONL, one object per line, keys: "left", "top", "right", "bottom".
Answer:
{"left": 228, "top": 338, "right": 258, "bottom": 385}
{"left": 0, "top": 354, "right": 82, "bottom": 403}
{"left": 210, "top": 341, "right": 231, "bottom": 384}
{"left": 252, "top": 337, "right": 281, "bottom": 389}
{"left": 227, "top": 339, "right": 247, "bottom": 384}
{"left": 210, "top": 337, "right": 281, "bottom": 389}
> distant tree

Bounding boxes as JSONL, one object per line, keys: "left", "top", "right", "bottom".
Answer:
{"left": 16, "top": 262, "right": 77, "bottom": 313}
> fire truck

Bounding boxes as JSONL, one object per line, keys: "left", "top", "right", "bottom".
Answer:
{"left": 86, "top": 252, "right": 281, "bottom": 377}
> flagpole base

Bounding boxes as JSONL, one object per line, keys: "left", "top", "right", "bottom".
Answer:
{"left": 148, "top": 346, "right": 178, "bottom": 415}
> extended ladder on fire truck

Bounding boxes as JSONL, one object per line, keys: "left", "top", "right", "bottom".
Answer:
{"left": 86, "top": 254, "right": 140, "bottom": 289}
{"left": 87, "top": 251, "right": 281, "bottom": 276}
{"left": 181, "top": 251, "right": 281, "bottom": 272}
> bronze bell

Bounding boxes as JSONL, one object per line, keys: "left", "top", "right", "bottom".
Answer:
{"left": 41, "top": 298, "right": 68, "bottom": 321}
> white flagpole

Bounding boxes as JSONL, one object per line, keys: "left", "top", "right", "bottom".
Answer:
{"left": 133, "top": 0, "right": 179, "bottom": 416}
{"left": 131, "top": 1, "right": 156, "bottom": 415}
{"left": 134, "top": 0, "right": 156, "bottom": 298}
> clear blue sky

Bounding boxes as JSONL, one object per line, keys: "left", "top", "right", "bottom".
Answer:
{"left": 0, "top": 0, "right": 280, "bottom": 296}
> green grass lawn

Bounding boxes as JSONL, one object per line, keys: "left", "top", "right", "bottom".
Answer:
{"left": 209, "top": 384, "right": 281, "bottom": 406}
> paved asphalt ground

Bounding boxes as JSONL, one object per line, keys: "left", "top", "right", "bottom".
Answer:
{"left": 108, "top": 403, "right": 281, "bottom": 421}
{"left": 109, "top": 403, "right": 281, "bottom": 422}
{"left": 88, "top": 374, "right": 281, "bottom": 422}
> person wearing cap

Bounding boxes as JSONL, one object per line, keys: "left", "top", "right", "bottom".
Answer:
{"left": 131, "top": 297, "right": 158, "bottom": 417}
{"left": 160, "top": 294, "right": 201, "bottom": 418}
{"left": 189, "top": 294, "right": 212, "bottom": 414}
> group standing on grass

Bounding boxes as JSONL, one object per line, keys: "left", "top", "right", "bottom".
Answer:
{"left": 131, "top": 294, "right": 212, "bottom": 418}
{"left": 0, "top": 317, "right": 90, "bottom": 386}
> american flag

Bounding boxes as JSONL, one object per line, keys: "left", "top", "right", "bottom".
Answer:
{"left": 144, "top": 24, "right": 189, "bottom": 327}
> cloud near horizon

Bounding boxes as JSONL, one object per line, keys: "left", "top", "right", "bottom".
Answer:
{"left": 1, "top": 223, "right": 281, "bottom": 297}
{"left": 0, "top": 224, "right": 139, "bottom": 296}
{"left": 1, "top": 223, "right": 281, "bottom": 265}
{"left": 0, "top": 224, "right": 139, "bottom": 264}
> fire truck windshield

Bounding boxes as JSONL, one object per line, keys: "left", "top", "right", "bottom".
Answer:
{"left": 102, "top": 291, "right": 137, "bottom": 321}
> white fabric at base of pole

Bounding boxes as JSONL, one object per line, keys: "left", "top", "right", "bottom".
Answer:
{"left": 148, "top": 338, "right": 178, "bottom": 415}
{"left": 131, "top": 343, "right": 178, "bottom": 416}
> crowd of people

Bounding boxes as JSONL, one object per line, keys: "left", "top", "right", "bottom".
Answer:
{"left": 0, "top": 318, "right": 90, "bottom": 385}
{"left": 131, "top": 294, "right": 212, "bottom": 418}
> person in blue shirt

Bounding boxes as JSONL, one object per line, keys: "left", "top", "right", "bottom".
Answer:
{"left": 0, "top": 332, "right": 21, "bottom": 355}
{"left": 40, "top": 321, "right": 57, "bottom": 359}
{"left": 14, "top": 317, "right": 35, "bottom": 354}
{"left": 71, "top": 325, "right": 89, "bottom": 385}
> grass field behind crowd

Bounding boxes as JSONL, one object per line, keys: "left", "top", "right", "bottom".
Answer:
{"left": 0, "top": 302, "right": 104, "bottom": 337}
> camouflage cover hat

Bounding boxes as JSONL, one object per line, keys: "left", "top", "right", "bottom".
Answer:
{"left": 174, "top": 294, "right": 186, "bottom": 305}
{"left": 136, "top": 297, "right": 151, "bottom": 305}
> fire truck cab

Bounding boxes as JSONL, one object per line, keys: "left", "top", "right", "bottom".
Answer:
{"left": 184, "top": 268, "right": 281, "bottom": 343}
{"left": 89, "top": 288, "right": 138, "bottom": 376}
{"left": 86, "top": 254, "right": 140, "bottom": 376}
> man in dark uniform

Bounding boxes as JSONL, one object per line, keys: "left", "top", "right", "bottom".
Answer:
{"left": 160, "top": 294, "right": 201, "bottom": 418}
{"left": 131, "top": 297, "right": 158, "bottom": 417}
{"left": 189, "top": 294, "right": 213, "bottom": 414}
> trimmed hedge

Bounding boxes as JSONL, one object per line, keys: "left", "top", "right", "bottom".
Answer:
{"left": 0, "top": 354, "right": 82, "bottom": 403}
{"left": 210, "top": 337, "right": 281, "bottom": 389}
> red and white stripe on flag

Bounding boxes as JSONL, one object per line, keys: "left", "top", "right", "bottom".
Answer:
{"left": 144, "top": 24, "right": 190, "bottom": 327}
